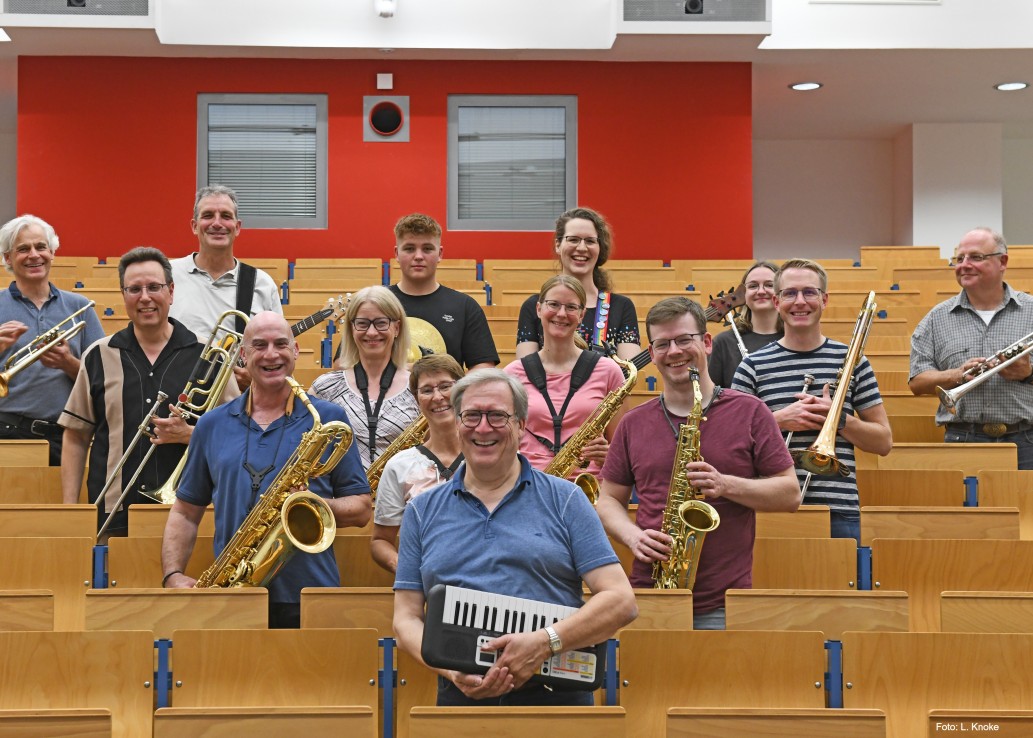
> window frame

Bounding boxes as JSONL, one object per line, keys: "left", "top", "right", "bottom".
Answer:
{"left": 446, "top": 94, "right": 578, "bottom": 232}
{"left": 196, "top": 93, "right": 329, "bottom": 230}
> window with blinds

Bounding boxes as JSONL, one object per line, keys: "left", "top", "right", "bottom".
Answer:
{"left": 197, "top": 94, "right": 328, "bottom": 229}
{"left": 447, "top": 95, "right": 577, "bottom": 231}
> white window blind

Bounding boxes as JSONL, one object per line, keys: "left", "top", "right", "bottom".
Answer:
{"left": 198, "top": 94, "right": 328, "bottom": 229}
{"left": 448, "top": 95, "right": 577, "bottom": 231}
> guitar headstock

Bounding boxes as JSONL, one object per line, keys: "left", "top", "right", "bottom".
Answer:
{"left": 328, "top": 294, "right": 350, "bottom": 324}
{"left": 705, "top": 283, "right": 747, "bottom": 324}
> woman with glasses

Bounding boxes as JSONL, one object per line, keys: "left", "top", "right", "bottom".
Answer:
{"left": 506, "top": 275, "right": 626, "bottom": 477}
{"left": 708, "top": 260, "right": 784, "bottom": 389}
{"left": 515, "top": 207, "right": 641, "bottom": 361}
{"left": 310, "top": 286, "right": 419, "bottom": 471}
{"left": 370, "top": 354, "right": 466, "bottom": 573}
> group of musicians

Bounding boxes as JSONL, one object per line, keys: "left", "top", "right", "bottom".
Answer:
{"left": 2, "top": 186, "right": 1031, "bottom": 704}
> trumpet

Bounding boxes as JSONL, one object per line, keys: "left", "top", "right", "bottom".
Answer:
{"left": 792, "top": 291, "right": 876, "bottom": 478}
{"left": 95, "top": 311, "right": 248, "bottom": 537}
{"left": 935, "top": 331, "right": 1033, "bottom": 414}
{"left": 0, "top": 301, "right": 95, "bottom": 398}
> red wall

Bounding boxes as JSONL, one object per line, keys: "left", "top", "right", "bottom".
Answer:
{"left": 17, "top": 57, "right": 752, "bottom": 262}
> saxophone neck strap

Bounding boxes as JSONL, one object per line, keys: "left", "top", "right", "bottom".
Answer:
{"left": 520, "top": 350, "right": 601, "bottom": 451}
{"left": 590, "top": 291, "right": 612, "bottom": 346}
{"left": 415, "top": 445, "right": 464, "bottom": 481}
{"left": 234, "top": 262, "right": 257, "bottom": 334}
{"left": 659, "top": 387, "right": 723, "bottom": 440}
{"left": 355, "top": 362, "right": 397, "bottom": 463}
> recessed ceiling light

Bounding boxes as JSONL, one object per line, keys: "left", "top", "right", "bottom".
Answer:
{"left": 789, "top": 82, "right": 822, "bottom": 92}
{"left": 995, "top": 82, "right": 1028, "bottom": 92}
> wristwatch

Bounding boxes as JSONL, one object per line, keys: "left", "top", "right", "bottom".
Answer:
{"left": 544, "top": 625, "right": 563, "bottom": 655}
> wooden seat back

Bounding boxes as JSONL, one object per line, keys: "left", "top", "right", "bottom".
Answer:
{"left": 0, "top": 537, "right": 93, "bottom": 630}
{"left": 940, "top": 591, "right": 1033, "bottom": 633}
{"left": 927, "top": 710, "right": 1033, "bottom": 734}
{"left": 86, "top": 588, "right": 268, "bottom": 639}
{"left": 127, "top": 504, "right": 215, "bottom": 537}
{"left": 753, "top": 537, "right": 859, "bottom": 590}
{"left": 871, "top": 539, "right": 1033, "bottom": 631}
{"left": 0, "top": 440, "right": 49, "bottom": 466}
{"left": 334, "top": 535, "right": 394, "bottom": 587}
{"left": 977, "top": 470, "right": 1033, "bottom": 540}
{"left": 396, "top": 649, "right": 439, "bottom": 738}
{"left": 0, "top": 467, "right": 65, "bottom": 504}
{"left": 0, "top": 590, "right": 54, "bottom": 631}
{"left": 756, "top": 505, "right": 830, "bottom": 538}
{"left": 0, "top": 629, "right": 154, "bottom": 738}
{"left": 626, "top": 589, "right": 694, "bottom": 631}
{"left": 725, "top": 590, "right": 908, "bottom": 639}
{"left": 842, "top": 631, "right": 1033, "bottom": 737}
{"left": 0, "top": 504, "right": 97, "bottom": 537}
{"left": 153, "top": 706, "right": 374, "bottom": 737}
{"left": 0, "top": 708, "right": 111, "bottom": 737}
{"left": 107, "top": 535, "right": 215, "bottom": 589}
{"left": 667, "top": 707, "right": 886, "bottom": 737}
{"left": 860, "top": 506, "right": 1020, "bottom": 546}
{"left": 857, "top": 469, "right": 966, "bottom": 507}
{"left": 856, "top": 443, "right": 1016, "bottom": 474}
{"left": 619, "top": 629, "right": 826, "bottom": 738}
{"left": 408, "top": 706, "right": 626, "bottom": 737}
{"left": 300, "top": 586, "right": 393, "bottom": 635}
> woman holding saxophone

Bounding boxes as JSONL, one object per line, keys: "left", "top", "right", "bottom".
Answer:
{"left": 371, "top": 354, "right": 465, "bottom": 573}
{"left": 504, "top": 275, "right": 626, "bottom": 478}
{"left": 596, "top": 297, "right": 797, "bottom": 630}
{"left": 311, "top": 286, "right": 419, "bottom": 471}
{"left": 708, "top": 260, "right": 783, "bottom": 389}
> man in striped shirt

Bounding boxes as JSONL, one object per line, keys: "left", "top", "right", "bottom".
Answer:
{"left": 732, "top": 258, "right": 892, "bottom": 542}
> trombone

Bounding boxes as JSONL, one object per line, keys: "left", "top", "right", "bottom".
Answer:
{"left": 95, "top": 311, "right": 248, "bottom": 537}
{"left": 935, "top": 331, "right": 1033, "bottom": 414}
{"left": 0, "top": 301, "right": 95, "bottom": 398}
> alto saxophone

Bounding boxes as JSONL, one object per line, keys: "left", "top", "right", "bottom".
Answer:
{"left": 543, "top": 354, "right": 638, "bottom": 504}
{"left": 366, "top": 415, "right": 428, "bottom": 502}
{"left": 653, "top": 369, "right": 721, "bottom": 590}
{"left": 195, "top": 377, "right": 354, "bottom": 589}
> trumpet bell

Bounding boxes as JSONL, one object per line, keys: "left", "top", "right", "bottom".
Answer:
{"left": 935, "top": 385, "right": 959, "bottom": 414}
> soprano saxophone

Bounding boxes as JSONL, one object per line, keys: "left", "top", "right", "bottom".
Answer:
{"left": 195, "top": 377, "right": 353, "bottom": 589}
{"left": 543, "top": 354, "right": 638, "bottom": 504}
{"left": 653, "top": 369, "right": 721, "bottom": 590}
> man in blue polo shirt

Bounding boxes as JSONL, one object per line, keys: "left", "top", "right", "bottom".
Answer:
{"left": 0, "top": 215, "right": 104, "bottom": 466}
{"left": 161, "top": 311, "right": 371, "bottom": 628}
{"left": 393, "top": 368, "right": 636, "bottom": 706}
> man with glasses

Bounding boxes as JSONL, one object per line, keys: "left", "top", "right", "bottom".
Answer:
{"left": 597, "top": 297, "right": 798, "bottom": 630}
{"left": 910, "top": 228, "right": 1033, "bottom": 469}
{"left": 393, "top": 368, "right": 636, "bottom": 705}
{"left": 0, "top": 215, "right": 105, "bottom": 466}
{"left": 732, "top": 258, "right": 892, "bottom": 543}
{"left": 60, "top": 247, "right": 238, "bottom": 537}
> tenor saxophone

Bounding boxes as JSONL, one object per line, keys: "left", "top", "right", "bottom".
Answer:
{"left": 653, "top": 369, "right": 721, "bottom": 590}
{"left": 543, "top": 354, "right": 638, "bottom": 504}
{"left": 195, "top": 377, "right": 354, "bottom": 589}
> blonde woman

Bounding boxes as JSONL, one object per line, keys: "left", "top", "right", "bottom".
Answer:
{"left": 311, "top": 286, "right": 419, "bottom": 470}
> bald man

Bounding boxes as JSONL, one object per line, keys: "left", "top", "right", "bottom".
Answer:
{"left": 161, "top": 311, "right": 371, "bottom": 628}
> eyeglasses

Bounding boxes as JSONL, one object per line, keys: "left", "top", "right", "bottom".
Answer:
{"left": 650, "top": 333, "right": 705, "bottom": 353}
{"left": 122, "top": 282, "right": 168, "bottom": 296}
{"left": 540, "top": 299, "right": 584, "bottom": 314}
{"left": 746, "top": 280, "right": 775, "bottom": 292}
{"left": 778, "top": 288, "right": 824, "bottom": 302}
{"left": 950, "top": 252, "right": 1005, "bottom": 266}
{"left": 417, "top": 381, "right": 456, "bottom": 398}
{"left": 457, "top": 410, "right": 514, "bottom": 428}
{"left": 351, "top": 317, "right": 396, "bottom": 332}
{"left": 562, "top": 235, "right": 599, "bottom": 247}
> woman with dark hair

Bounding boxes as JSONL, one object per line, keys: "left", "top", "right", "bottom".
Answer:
{"left": 708, "top": 260, "right": 783, "bottom": 388}
{"left": 515, "top": 207, "right": 640, "bottom": 361}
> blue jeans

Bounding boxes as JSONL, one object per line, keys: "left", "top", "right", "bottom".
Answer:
{"left": 944, "top": 428, "right": 1033, "bottom": 471}
{"left": 437, "top": 676, "right": 593, "bottom": 706}
{"left": 693, "top": 607, "right": 725, "bottom": 630}
{"left": 830, "top": 510, "right": 861, "bottom": 544}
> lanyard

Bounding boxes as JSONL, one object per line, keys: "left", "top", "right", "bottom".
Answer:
{"left": 354, "top": 362, "right": 397, "bottom": 463}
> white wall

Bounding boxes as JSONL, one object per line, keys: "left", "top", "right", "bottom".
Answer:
{"left": 753, "top": 139, "right": 894, "bottom": 260}
{"left": 1003, "top": 137, "right": 1033, "bottom": 246}
{"left": 0, "top": 133, "right": 14, "bottom": 223}
{"left": 892, "top": 127, "right": 913, "bottom": 247}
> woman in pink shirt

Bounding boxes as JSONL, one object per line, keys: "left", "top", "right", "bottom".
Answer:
{"left": 504, "top": 275, "right": 626, "bottom": 478}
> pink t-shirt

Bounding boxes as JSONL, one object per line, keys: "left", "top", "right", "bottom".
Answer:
{"left": 504, "top": 355, "right": 626, "bottom": 478}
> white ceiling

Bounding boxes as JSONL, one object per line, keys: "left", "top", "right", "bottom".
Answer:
{"left": 0, "top": 18, "right": 1031, "bottom": 141}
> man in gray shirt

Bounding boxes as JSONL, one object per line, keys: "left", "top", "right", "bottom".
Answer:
{"left": 909, "top": 227, "right": 1033, "bottom": 469}
{"left": 0, "top": 215, "right": 105, "bottom": 465}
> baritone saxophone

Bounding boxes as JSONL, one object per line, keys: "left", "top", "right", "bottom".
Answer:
{"left": 653, "top": 369, "right": 720, "bottom": 590}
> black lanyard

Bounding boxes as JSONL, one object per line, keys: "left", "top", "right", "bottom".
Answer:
{"left": 354, "top": 362, "right": 397, "bottom": 463}
{"left": 415, "top": 445, "right": 464, "bottom": 480}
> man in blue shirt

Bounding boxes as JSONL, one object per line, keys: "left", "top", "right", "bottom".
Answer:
{"left": 161, "top": 311, "right": 371, "bottom": 628}
{"left": 393, "top": 368, "right": 636, "bottom": 705}
{"left": 0, "top": 215, "right": 105, "bottom": 466}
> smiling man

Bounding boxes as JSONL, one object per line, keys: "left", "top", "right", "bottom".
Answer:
{"left": 910, "top": 228, "right": 1033, "bottom": 469}
{"left": 393, "top": 368, "right": 636, "bottom": 706}
{"left": 60, "top": 247, "right": 231, "bottom": 538}
{"left": 0, "top": 215, "right": 105, "bottom": 465}
{"left": 732, "top": 258, "right": 892, "bottom": 543}
{"left": 596, "top": 296, "right": 798, "bottom": 630}
{"left": 161, "top": 311, "right": 370, "bottom": 628}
